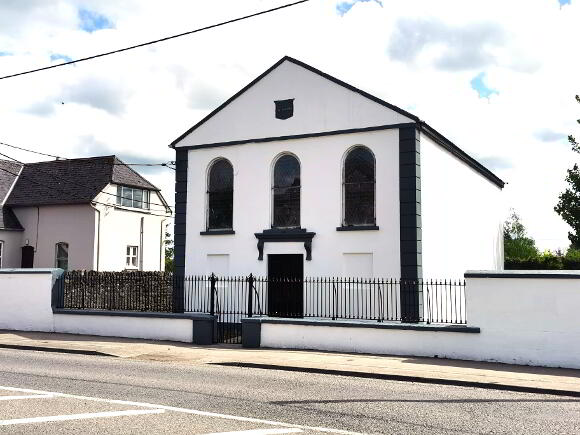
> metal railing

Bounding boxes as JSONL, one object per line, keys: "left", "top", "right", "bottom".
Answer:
{"left": 53, "top": 272, "right": 466, "bottom": 326}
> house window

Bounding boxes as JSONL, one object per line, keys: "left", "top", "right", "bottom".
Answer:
{"left": 116, "top": 186, "right": 150, "bottom": 209}
{"left": 343, "top": 146, "right": 375, "bottom": 226}
{"left": 55, "top": 242, "right": 69, "bottom": 271}
{"left": 207, "top": 159, "right": 234, "bottom": 230}
{"left": 272, "top": 154, "right": 300, "bottom": 228}
{"left": 126, "top": 246, "right": 138, "bottom": 268}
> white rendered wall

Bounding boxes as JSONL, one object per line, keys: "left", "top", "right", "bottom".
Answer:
{"left": 185, "top": 129, "right": 401, "bottom": 277}
{"left": 0, "top": 270, "right": 57, "bottom": 332}
{"left": 93, "top": 185, "right": 169, "bottom": 271}
{"left": 0, "top": 230, "right": 23, "bottom": 268}
{"left": 175, "top": 59, "right": 412, "bottom": 148}
{"left": 420, "top": 134, "right": 504, "bottom": 279}
{"left": 261, "top": 273, "right": 580, "bottom": 369}
{"left": 12, "top": 205, "right": 96, "bottom": 270}
{"left": 53, "top": 315, "right": 193, "bottom": 343}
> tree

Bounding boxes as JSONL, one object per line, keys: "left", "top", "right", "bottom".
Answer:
{"left": 504, "top": 209, "right": 539, "bottom": 259}
{"left": 164, "top": 224, "right": 174, "bottom": 273}
{"left": 554, "top": 95, "right": 580, "bottom": 248}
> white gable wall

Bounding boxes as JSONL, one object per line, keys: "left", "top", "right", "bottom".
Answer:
{"left": 185, "top": 129, "right": 401, "bottom": 277}
{"left": 175, "top": 60, "right": 412, "bottom": 148}
{"left": 420, "top": 133, "right": 504, "bottom": 279}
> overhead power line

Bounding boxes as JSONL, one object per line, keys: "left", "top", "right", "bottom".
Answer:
{"left": 0, "top": 141, "right": 62, "bottom": 159}
{"left": 0, "top": 150, "right": 173, "bottom": 213}
{"left": 0, "top": 0, "right": 310, "bottom": 81}
{"left": 0, "top": 163, "right": 173, "bottom": 219}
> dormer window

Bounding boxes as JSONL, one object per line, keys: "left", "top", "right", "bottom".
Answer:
{"left": 116, "top": 186, "right": 150, "bottom": 209}
{"left": 275, "top": 99, "right": 294, "bottom": 120}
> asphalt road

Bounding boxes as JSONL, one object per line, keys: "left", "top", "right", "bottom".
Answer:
{"left": 0, "top": 348, "right": 578, "bottom": 434}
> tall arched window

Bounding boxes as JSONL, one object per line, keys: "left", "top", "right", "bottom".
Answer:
{"left": 343, "top": 146, "right": 375, "bottom": 226}
{"left": 207, "top": 159, "right": 234, "bottom": 230}
{"left": 272, "top": 154, "right": 300, "bottom": 228}
{"left": 55, "top": 242, "right": 69, "bottom": 271}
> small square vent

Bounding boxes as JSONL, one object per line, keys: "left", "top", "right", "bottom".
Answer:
{"left": 274, "top": 99, "right": 294, "bottom": 120}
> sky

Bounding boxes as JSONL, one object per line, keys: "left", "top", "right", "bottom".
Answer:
{"left": 0, "top": 0, "right": 578, "bottom": 250}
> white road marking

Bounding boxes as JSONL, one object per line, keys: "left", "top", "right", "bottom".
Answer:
{"left": 203, "top": 429, "right": 303, "bottom": 435}
{"left": 0, "top": 386, "right": 363, "bottom": 434}
{"left": 0, "top": 394, "right": 53, "bottom": 401}
{"left": 0, "top": 408, "right": 165, "bottom": 426}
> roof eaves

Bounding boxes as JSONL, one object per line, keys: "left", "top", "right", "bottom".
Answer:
{"left": 418, "top": 122, "right": 505, "bottom": 189}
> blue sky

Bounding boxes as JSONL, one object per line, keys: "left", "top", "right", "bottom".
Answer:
{"left": 336, "top": 0, "right": 382, "bottom": 16}
{"left": 78, "top": 8, "right": 113, "bottom": 32}
{"left": 470, "top": 72, "right": 499, "bottom": 98}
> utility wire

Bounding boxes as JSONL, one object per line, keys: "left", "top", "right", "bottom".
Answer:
{"left": 0, "top": 164, "right": 173, "bottom": 219}
{"left": 0, "top": 151, "right": 173, "bottom": 212}
{"left": 0, "top": 141, "right": 176, "bottom": 170}
{"left": 0, "top": 0, "right": 310, "bottom": 80}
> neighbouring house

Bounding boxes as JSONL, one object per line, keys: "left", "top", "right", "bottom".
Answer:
{"left": 0, "top": 156, "right": 171, "bottom": 271}
{"left": 170, "top": 56, "right": 505, "bottom": 282}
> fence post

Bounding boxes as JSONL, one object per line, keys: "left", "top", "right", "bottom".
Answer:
{"left": 210, "top": 273, "right": 216, "bottom": 316}
{"left": 247, "top": 274, "right": 254, "bottom": 318}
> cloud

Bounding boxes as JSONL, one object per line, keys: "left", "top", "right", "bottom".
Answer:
{"left": 50, "top": 53, "right": 73, "bottom": 63}
{"left": 336, "top": 0, "right": 382, "bottom": 16}
{"left": 61, "top": 77, "right": 129, "bottom": 115}
{"left": 188, "top": 84, "right": 228, "bottom": 111}
{"left": 470, "top": 72, "right": 499, "bottom": 98}
{"left": 534, "top": 129, "right": 568, "bottom": 142}
{"left": 387, "top": 18, "right": 505, "bottom": 71}
{"left": 78, "top": 8, "right": 114, "bottom": 33}
{"left": 479, "top": 156, "right": 513, "bottom": 170}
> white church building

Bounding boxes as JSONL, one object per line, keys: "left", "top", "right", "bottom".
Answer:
{"left": 170, "top": 56, "right": 504, "bottom": 282}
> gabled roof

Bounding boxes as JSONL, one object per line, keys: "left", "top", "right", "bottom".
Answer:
{"left": 4, "top": 156, "right": 160, "bottom": 207}
{"left": 0, "top": 160, "right": 22, "bottom": 204}
{"left": 169, "top": 56, "right": 505, "bottom": 189}
{"left": 170, "top": 56, "right": 419, "bottom": 148}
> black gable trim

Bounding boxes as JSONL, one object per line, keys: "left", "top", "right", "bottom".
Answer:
{"left": 169, "top": 56, "right": 418, "bottom": 148}
{"left": 419, "top": 122, "right": 505, "bottom": 189}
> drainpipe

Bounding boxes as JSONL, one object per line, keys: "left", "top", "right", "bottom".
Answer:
{"left": 91, "top": 203, "right": 101, "bottom": 271}
{"left": 160, "top": 218, "right": 167, "bottom": 271}
{"left": 139, "top": 217, "right": 144, "bottom": 271}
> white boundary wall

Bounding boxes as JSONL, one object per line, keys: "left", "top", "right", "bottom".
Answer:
{"left": 261, "top": 271, "right": 580, "bottom": 369}
{"left": 0, "top": 269, "right": 195, "bottom": 343}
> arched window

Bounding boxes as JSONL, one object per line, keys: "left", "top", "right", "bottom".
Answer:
{"left": 55, "top": 242, "right": 69, "bottom": 270}
{"left": 207, "top": 159, "right": 234, "bottom": 230}
{"left": 343, "top": 146, "right": 375, "bottom": 226}
{"left": 272, "top": 154, "right": 300, "bottom": 228}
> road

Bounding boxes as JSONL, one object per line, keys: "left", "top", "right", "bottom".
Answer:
{"left": 0, "top": 348, "right": 578, "bottom": 434}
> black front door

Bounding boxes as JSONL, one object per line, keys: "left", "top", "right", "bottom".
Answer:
{"left": 21, "top": 246, "right": 34, "bottom": 268}
{"left": 267, "top": 254, "right": 303, "bottom": 318}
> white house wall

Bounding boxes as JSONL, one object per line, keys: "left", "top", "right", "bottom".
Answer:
{"left": 420, "top": 134, "right": 504, "bottom": 279}
{"left": 94, "top": 184, "right": 168, "bottom": 271}
{"left": 12, "top": 205, "right": 95, "bottom": 270}
{"left": 0, "top": 230, "right": 23, "bottom": 268}
{"left": 185, "top": 129, "right": 401, "bottom": 277}
{"left": 176, "top": 60, "right": 412, "bottom": 148}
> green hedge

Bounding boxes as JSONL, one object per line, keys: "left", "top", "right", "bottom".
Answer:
{"left": 505, "top": 249, "right": 580, "bottom": 270}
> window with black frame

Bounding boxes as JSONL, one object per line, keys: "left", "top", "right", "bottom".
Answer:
{"left": 343, "top": 146, "right": 375, "bottom": 226}
{"left": 272, "top": 154, "right": 300, "bottom": 228}
{"left": 207, "top": 159, "right": 234, "bottom": 230}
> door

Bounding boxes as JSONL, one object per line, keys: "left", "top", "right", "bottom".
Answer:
{"left": 267, "top": 254, "right": 303, "bottom": 318}
{"left": 21, "top": 246, "right": 34, "bottom": 268}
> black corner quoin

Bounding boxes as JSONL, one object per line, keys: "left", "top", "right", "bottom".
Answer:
{"left": 275, "top": 99, "right": 294, "bottom": 120}
{"left": 174, "top": 149, "right": 188, "bottom": 277}
{"left": 399, "top": 125, "right": 422, "bottom": 322}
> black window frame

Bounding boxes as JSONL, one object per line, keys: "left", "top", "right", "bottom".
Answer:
{"left": 272, "top": 154, "right": 301, "bottom": 229}
{"left": 206, "top": 158, "right": 234, "bottom": 231}
{"left": 342, "top": 146, "right": 376, "bottom": 227}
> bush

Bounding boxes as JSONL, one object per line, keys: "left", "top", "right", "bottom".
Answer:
{"left": 505, "top": 248, "right": 580, "bottom": 270}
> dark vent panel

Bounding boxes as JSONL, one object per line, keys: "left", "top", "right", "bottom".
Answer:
{"left": 275, "top": 99, "right": 294, "bottom": 120}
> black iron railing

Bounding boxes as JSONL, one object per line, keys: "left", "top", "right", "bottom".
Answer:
{"left": 53, "top": 272, "right": 466, "bottom": 326}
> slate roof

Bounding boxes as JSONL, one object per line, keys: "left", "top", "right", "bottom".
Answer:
{"left": 3, "top": 156, "right": 160, "bottom": 207}
{"left": 0, "top": 160, "right": 24, "bottom": 230}
{"left": 0, "top": 207, "right": 23, "bottom": 230}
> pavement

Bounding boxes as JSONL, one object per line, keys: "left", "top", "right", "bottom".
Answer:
{"left": 0, "top": 330, "right": 579, "bottom": 397}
